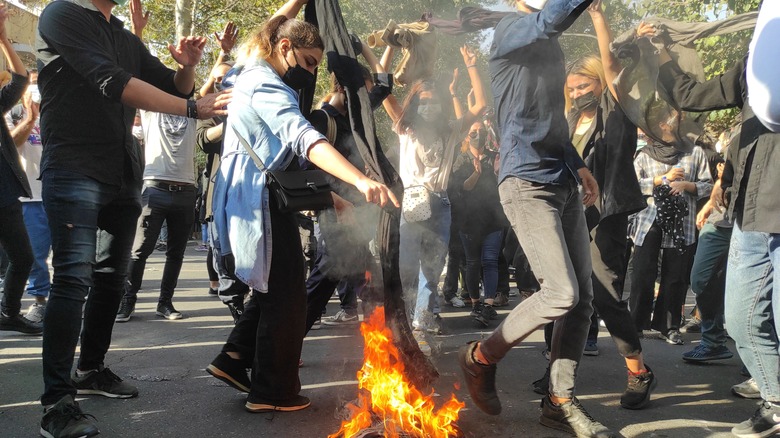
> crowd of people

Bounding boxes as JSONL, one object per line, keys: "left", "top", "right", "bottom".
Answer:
{"left": 0, "top": 0, "right": 778, "bottom": 437}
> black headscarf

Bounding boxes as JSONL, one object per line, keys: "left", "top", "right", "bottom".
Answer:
{"left": 640, "top": 141, "right": 681, "bottom": 165}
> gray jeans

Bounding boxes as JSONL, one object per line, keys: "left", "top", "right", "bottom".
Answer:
{"left": 481, "top": 176, "right": 594, "bottom": 398}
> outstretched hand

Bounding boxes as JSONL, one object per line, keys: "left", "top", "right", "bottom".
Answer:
{"left": 587, "top": 0, "right": 602, "bottom": 14}
{"left": 169, "top": 36, "right": 207, "bottom": 67}
{"left": 195, "top": 88, "right": 232, "bottom": 119}
{"left": 636, "top": 21, "right": 657, "bottom": 39}
{"left": 355, "top": 177, "right": 400, "bottom": 209}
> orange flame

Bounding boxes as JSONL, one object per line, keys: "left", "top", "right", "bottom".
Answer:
{"left": 329, "top": 306, "right": 464, "bottom": 438}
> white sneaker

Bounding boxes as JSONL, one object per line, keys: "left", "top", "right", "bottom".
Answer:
{"left": 25, "top": 302, "right": 46, "bottom": 324}
{"left": 413, "top": 329, "right": 432, "bottom": 356}
{"left": 310, "top": 317, "right": 322, "bottom": 330}
{"left": 447, "top": 296, "right": 466, "bottom": 308}
{"left": 732, "top": 378, "right": 761, "bottom": 399}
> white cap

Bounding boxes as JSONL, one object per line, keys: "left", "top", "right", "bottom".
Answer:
{"left": 524, "top": 0, "right": 549, "bottom": 10}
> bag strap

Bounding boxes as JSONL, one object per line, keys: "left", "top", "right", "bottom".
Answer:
{"left": 321, "top": 109, "right": 338, "bottom": 145}
{"left": 232, "top": 125, "right": 267, "bottom": 172}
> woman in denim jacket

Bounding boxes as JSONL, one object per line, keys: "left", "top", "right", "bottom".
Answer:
{"left": 206, "top": 0, "right": 397, "bottom": 412}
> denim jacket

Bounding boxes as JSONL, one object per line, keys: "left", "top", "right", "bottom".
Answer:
{"left": 212, "top": 58, "right": 325, "bottom": 292}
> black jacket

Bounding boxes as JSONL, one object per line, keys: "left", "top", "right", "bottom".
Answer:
{"left": 567, "top": 90, "right": 645, "bottom": 220}
{"left": 658, "top": 57, "right": 780, "bottom": 234}
{"left": 0, "top": 72, "right": 32, "bottom": 200}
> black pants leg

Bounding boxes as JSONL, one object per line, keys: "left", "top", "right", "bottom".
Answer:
{"left": 591, "top": 214, "right": 642, "bottom": 356}
{"left": 630, "top": 223, "right": 663, "bottom": 331}
{"left": 0, "top": 201, "right": 33, "bottom": 317}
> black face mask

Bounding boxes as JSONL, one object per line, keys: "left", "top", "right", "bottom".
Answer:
{"left": 281, "top": 48, "right": 316, "bottom": 91}
{"left": 572, "top": 91, "right": 599, "bottom": 112}
{"left": 469, "top": 130, "right": 486, "bottom": 150}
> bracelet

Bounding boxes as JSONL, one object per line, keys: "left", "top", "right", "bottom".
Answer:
{"left": 186, "top": 99, "right": 198, "bottom": 119}
{"left": 466, "top": 64, "right": 477, "bottom": 69}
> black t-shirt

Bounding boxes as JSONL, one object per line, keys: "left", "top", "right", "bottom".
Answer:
{"left": 0, "top": 154, "right": 23, "bottom": 208}
{"left": 450, "top": 150, "right": 509, "bottom": 235}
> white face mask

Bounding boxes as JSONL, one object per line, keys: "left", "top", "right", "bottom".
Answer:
{"left": 417, "top": 103, "right": 441, "bottom": 122}
{"left": 132, "top": 125, "right": 144, "bottom": 141}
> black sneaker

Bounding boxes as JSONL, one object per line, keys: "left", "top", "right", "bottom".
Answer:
{"left": 40, "top": 395, "right": 99, "bottom": 438}
{"left": 470, "top": 304, "right": 489, "bottom": 328}
{"left": 74, "top": 366, "right": 138, "bottom": 398}
{"left": 482, "top": 304, "right": 498, "bottom": 320}
{"left": 208, "top": 287, "right": 218, "bottom": 296}
{"left": 156, "top": 302, "right": 183, "bottom": 320}
{"left": 206, "top": 352, "right": 250, "bottom": 393}
{"left": 532, "top": 366, "right": 550, "bottom": 395}
{"left": 620, "top": 365, "right": 657, "bottom": 410}
{"left": 540, "top": 396, "right": 616, "bottom": 437}
{"left": 0, "top": 312, "right": 43, "bottom": 334}
{"left": 660, "top": 329, "right": 683, "bottom": 345}
{"left": 457, "top": 341, "right": 501, "bottom": 415}
{"left": 115, "top": 298, "right": 135, "bottom": 323}
{"left": 731, "top": 401, "right": 780, "bottom": 437}
{"left": 245, "top": 394, "right": 311, "bottom": 412}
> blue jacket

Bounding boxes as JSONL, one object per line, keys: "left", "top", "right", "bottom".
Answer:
{"left": 489, "top": 0, "right": 592, "bottom": 185}
{"left": 212, "top": 59, "right": 325, "bottom": 291}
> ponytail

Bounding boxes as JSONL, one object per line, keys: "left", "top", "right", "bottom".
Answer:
{"left": 237, "top": 16, "right": 324, "bottom": 65}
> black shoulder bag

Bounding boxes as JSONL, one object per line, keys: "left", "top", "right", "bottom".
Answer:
{"left": 232, "top": 125, "right": 334, "bottom": 213}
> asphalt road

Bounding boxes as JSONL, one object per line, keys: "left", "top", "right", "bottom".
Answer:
{"left": 0, "top": 242, "right": 758, "bottom": 437}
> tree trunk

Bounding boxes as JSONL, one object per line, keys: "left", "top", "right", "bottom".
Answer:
{"left": 175, "top": 0, "right": 194, "bottom": 39}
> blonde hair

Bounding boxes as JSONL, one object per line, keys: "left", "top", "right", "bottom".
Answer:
{"left": 236, "top": 16, "right": 323, "bottom": 65}
{"left": 564, "top": 55, "right": 607, "bottom": 113}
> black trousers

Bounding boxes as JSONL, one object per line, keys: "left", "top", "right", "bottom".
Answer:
{"left": 589, "top": 213, "right": 642, "bottom": 357}
{"left": 0, "top": 201, "right": 33, "bottom": 317}
{"left": 222, "top": 200, "right": 306, "bottom": 401}
{"left": 630, "top": 222, "right": 694, "bottom": 335}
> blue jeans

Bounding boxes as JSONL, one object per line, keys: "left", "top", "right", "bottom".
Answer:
{"left": 399, "top": 192, "right": 451, "bottom": 327}
{"left": 40, "top": 170, "right": 141, "bottom": 406}
{"left": 22, "top": 202, "right": 52, "bottom": 298}
{"left": 482, "top": 176, "right": 594, "bottom": 399}
{"left": 460, "top": 229, "right": 504, "bottom": 301}
{"left": 689, "top": 223, "right": 731, "bottom": 349}
{"left": 724, "top": 222, "right": 780, "bottom": 403}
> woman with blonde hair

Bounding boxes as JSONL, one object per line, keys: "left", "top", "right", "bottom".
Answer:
{"left": 206, "top": 0, "right": 397, "bottom": 412}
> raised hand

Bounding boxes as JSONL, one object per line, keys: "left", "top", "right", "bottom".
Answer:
{"left": 636, "top": 21, "right": 657, "bottom": 39}
{"left": 0, "top": 3, "right": 9, "bottom": 40}
{"left": 587, "top": 0, "right": 602, "bottom": 14}
{"left": 215, "top": 21, "right": 239, "bottom": 54}
{"left": 449, "top": 68, "right": 459, "bottom": 96}
{"left": 169, "top": 36, "right": 207, "bottom": 67}
{"left": 129, "top": 0, "right": 150, "bottom": 37}
{"left": 460, "top": 45, "right": 477, "bottom": 68}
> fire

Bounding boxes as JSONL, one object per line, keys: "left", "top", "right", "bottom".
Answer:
{"left": 329, "top": 306, "right": 464, "bottom": 438}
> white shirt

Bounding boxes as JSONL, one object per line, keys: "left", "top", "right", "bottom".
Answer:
{"left": 397, "top": 118, "right": 468, "bottom": 193}
{"left": 141, "top": 110, "right": 197, "bottom": 184}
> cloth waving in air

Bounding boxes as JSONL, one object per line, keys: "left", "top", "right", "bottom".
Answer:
{"left": 366, "top": 20, "right": 437, "bottom": 86}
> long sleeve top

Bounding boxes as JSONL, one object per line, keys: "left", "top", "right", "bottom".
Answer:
{"left": 658, "top": 57, "right": 780, "bottom": 233}
{"left": 211, "top": 59, "right": 326, "bottom": 292}
{"left": 489, "top": 0, "right": 592, "bottom": 185}
{"left": 630, "top": 146, "right": 712, "bottom": 247}
{"left": 0, "top": 73, "right": 32, "bottom": 207}
{"left": 36, "top": 0, "right": 191, "bottom": 185}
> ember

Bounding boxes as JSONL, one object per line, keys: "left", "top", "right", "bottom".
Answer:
{"left": 329, "top": 307, "right": 464, "bottom": 438}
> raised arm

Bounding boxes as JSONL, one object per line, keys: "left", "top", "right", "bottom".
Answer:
{"left": 658, "top": 48, "right": 745, "bottom": 112}
{"left": 272, "top": 0, "right": 307, "bottom": 20}
{"left": 587, "top": 0, "right": 619, "bottom": 100}
{"left": 11, "top": 94, "right": 38, "bottom": 148}
{"left": 449, "top": 68, "right": 463, "bottom": 119}
{"left": 199, "top": 22, "right": 238, "bottom": 97}
{"left": 493, "top": 0, "right": 593, "bottom": 58}
{"left": 380, "top": 46, "right": 402, "bottom": 123}
{"left": 460, "top": 46, "right": 486, "bottom": 127}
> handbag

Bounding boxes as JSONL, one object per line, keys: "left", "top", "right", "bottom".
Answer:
{"left": 402, "top": 185, "right": 432, "bottom": 222}
{"left": 232, "top": 126, "right": 333, "bottom": 213}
